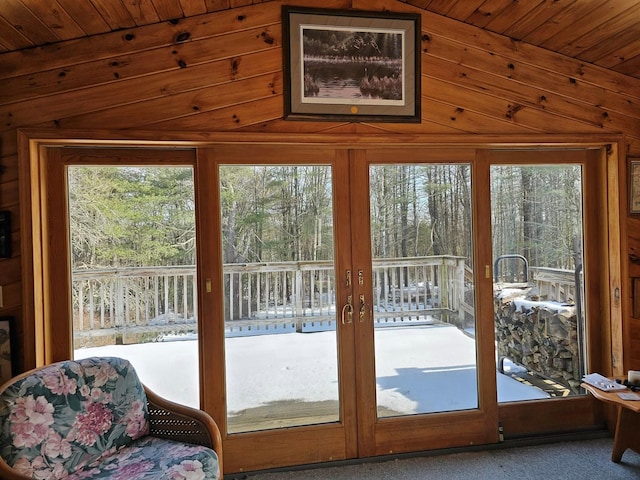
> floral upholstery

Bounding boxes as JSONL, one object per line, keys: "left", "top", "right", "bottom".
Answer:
{"left": 0, "top": 357, "right": 220, "bottom": 480}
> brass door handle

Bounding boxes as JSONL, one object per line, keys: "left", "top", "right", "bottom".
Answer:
{"left": 341, "top": 294, "right": 353, "bottom": 324}
{"left": 359, "top": 294, "right": 371, "bottom": 322}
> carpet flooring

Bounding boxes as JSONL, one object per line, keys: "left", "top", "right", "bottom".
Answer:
{"left": 236, "top": 435, "right": 640, "bottom": 480}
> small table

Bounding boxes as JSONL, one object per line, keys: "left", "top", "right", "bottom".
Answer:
{"left": 582, "top": 382, "right": 640, "bottom": 462}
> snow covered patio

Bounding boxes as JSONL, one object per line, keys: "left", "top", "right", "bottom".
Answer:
{"left": 75, "top": 323, "right": 550, "bottom": 431}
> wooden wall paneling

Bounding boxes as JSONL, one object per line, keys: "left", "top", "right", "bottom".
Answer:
{"left": 0, "top": 177, "right": 18, "bottom": 207}
{"left": 0, "top": 131, "right": 18, "bottom": 159}
{"left": 422, "top": 74, "right": 602, "bottom": 134}
{"left": 0, "top": 27, "right": 282, "bottom": 131}
{"left": 423, "top": 53, "right": 624, "bottom": 132}
{"left": 0, "top": 154, "right": 18, "bottom": 184}
{"left": 632, "top": 317, "right": 640, "bottom": 369}
{"left": 424, "top": 34, "right": 640, "bottom": 129}
{"left": 0, "top": 24, "right": 282, "bottom": 104}
{"left": 148, "top": 95, "right": 284, "bottom": 130}
{"left": 419, "top": 94, "right": 537, "bottom": 134}
{"left": 51, "top": 71, "right": 281, "bottom": 130}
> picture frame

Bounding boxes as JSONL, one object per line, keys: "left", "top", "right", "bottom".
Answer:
{"left": 0, "top": 317, "right": 14, "bottom": 386}
{"left": 634, "top": 278, "right": 640, "bottom": 318}
{"left": 0, "top": 210, "right": 11, "bottom": 258}
{"left": 282, "top": 6, "right": 421, "bottom": 123}
{"left": 630, "top": 158, "right": 640, "bottom": 214}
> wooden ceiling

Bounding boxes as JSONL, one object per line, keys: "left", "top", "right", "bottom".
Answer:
{"left": 1, "top": 0, "right": 640, "bottom": 80}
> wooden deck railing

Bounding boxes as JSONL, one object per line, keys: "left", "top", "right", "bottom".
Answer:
{"left": 71, "top": 256, "right": 580, "bottom": 345}
{"left": 72, "top": 256, "right": 465, "bottom": 339}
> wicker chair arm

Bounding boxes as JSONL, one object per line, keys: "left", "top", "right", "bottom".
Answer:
{"left": 0, "top": 459, "right": 31, "bottom": 480}
{"left": 144, "top": 384, "right": 223, "bottom": 476}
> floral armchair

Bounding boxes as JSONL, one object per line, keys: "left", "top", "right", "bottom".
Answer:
{"left": 0, "top": 356, "right": 223, "bottom": 479}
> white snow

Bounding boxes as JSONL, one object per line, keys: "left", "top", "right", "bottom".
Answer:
{"left": 75, "top": 323, "right": 549, "bottom": 418}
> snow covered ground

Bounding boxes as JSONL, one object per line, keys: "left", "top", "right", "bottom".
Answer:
{"left": 75, "top": 323, "right": 548, "bottom": 419}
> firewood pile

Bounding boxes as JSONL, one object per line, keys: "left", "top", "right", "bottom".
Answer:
{"left": 494, "top": 284, "right": 581, "bottom": 393}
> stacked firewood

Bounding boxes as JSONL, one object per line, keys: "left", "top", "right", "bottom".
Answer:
{"left": 494, "top": 284, "right": 580, "bottom": 393}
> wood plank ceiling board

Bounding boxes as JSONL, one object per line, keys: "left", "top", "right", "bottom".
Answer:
{"left": 121, "top": 0, "right": 162, "bottom": 25}
{"left": 0, "top": 15, "right": 33, "bottom": 52}
{"left": 500, "top": 0, "right": 579, "bottom": 40}
{"left": 55, "top": 0, "right": 111, "bottom": 34}
{"left": 540, "top": 0, "right": 638, "bottom": 52}
{"left": 19, "top": 0, "right": 86, "bottom": 42}
{"left": 88, "top": 0, "right": 137, "bottom": 30}
{"left": 0, "top": 0, "right": 61, "bottom": 45}
{"left": 478, "top": 0, "right": 545, "bottom": 34}
{"left": 148, "top": 0, "right": 185, "bottom": 21}
{"left": 570, "top": 4, "right": 640, "bottom": 62}
{"left": 178, "top": 0, "right": 207, "bottom": 17}
{"left": 204, "top": 0, "right": 231, "bottom": 13}
{"left": 615, "top": 54, "right": 640, "bottom": 77}
{"left": 464, "top": 0, "right": 515, "bottom": 29}
{"left": 1, "top": 0, "right": 640, "bottom": 81}
{"left": 420, "top": 0, "right": 455, "bottom": 16}
{"left": 445, "top": 1, "right": 487, "bottom": 22}
{"left": 520, "top": 0, "right": 600, "bottom": 46}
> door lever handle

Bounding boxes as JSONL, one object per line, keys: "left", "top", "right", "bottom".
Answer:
{"left": 359, "top": 294, "right": 371, "bottom": 322}
{"left": 341, "top": 294, "right": 353, "bottom": 324}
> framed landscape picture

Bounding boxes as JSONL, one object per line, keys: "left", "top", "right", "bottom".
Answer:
{"left": 0, "top": 317, "right": 13, "bottom": 386}
{"left": 282, "top": 6, "right": 421, "bottom": 122}
{"left": 630, "top": 158, "right": 640, "bottom": 214}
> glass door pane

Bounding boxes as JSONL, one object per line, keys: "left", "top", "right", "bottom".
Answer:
{"left": 369, "top": 164, "right": 478, "bottom": 416}
{"left": 69, "top": 166, "right": 199, "bottom": 407}
{"left": 219, "top": 165, "right": 339, "bottom": 433}
{"left": 490, "top": 164, "right": 586, "bottom": 401}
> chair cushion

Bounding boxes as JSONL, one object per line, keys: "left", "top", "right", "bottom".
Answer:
{"left": 65, "top": 436, "right": 220, "bottom": 479}
{"left": 0, "top": 357, "right": 150, "bottom": 479}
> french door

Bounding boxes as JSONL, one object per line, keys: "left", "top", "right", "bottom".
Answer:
{"left": 39, "top": 141, "right": 610, "bottom": 476}
{"left": 202, "top": 146, "right": 498, "bottom": 473}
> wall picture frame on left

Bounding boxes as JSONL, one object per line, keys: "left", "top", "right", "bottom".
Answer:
{"left": 629, "top": 158, "right": 640, "bottom": 215}
{"left": 0, "top": 211, "right": 10, "bottom": 258}
{"left": 0, "top": 317, "right": 14, "bottom": 385}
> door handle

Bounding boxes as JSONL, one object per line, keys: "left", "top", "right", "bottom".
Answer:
{"left": 341, "top": 294, "right": 353, "bottom": 324}
{"left": 359, "top": 294, "right": 371, "bottom": 322}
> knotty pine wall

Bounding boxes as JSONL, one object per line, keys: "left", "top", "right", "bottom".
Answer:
{"left": 1, "top": 0, "right": 640, "bottom": 373}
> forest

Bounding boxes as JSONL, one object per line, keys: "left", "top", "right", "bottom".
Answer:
{"left": 68, "top": 163, "right": 583, "bottom": 277}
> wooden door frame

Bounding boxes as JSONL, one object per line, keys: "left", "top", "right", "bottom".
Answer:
{"left": 17, "top": 128, "right": 626, "bottom": 473}
{"left": 482, "top": 148, "right": 617, "bottom": 437}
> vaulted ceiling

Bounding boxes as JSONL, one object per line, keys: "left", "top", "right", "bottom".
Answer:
{"left": 1, "top": 0, "right": 640, "bottom": 80}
